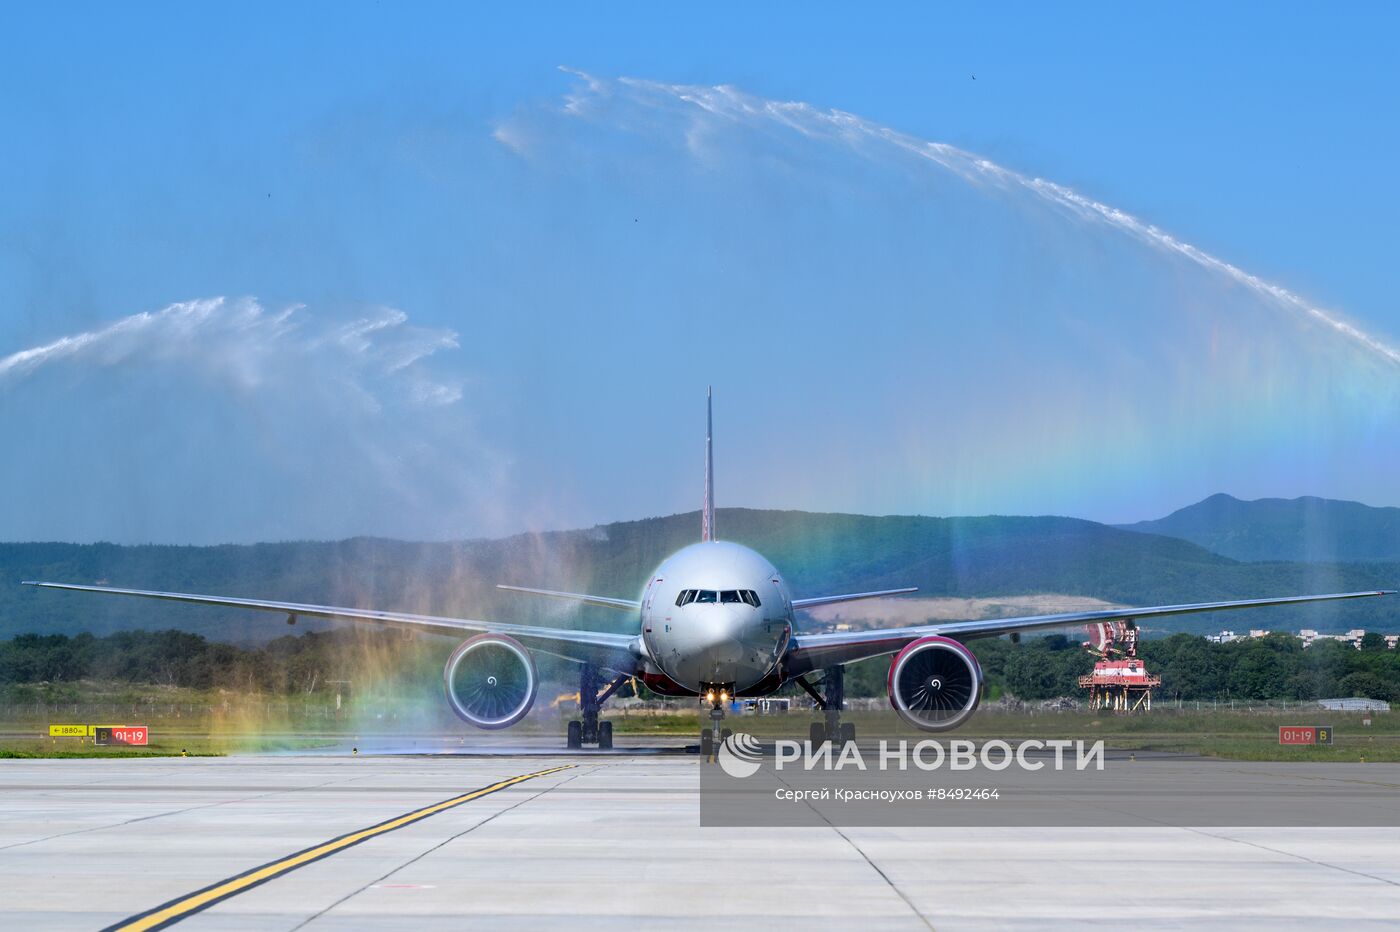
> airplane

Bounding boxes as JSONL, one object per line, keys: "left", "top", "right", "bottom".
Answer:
{"left": 23, "top": 390, "right": 1395, "bottom": 753}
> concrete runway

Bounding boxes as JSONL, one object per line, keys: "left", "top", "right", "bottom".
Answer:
{"left": 2, "top": 750, "right": 1399, "bottom": 929}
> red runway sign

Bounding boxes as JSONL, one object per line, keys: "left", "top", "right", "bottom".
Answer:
{"left": 94, "top": 725, "right": 148, "bottom": 746}
{"left": 1279, "top": 725, "right": 1332, "bottom": 746}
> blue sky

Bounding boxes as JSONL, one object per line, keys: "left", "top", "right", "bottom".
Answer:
{"left": 2, "top": 3, "right": 1398, "bottom": 543}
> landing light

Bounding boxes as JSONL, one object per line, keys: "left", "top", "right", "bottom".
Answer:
{"left": 719, "top": 690, "right": 728, "bottom": 702}
{"left": 706, "top": 689, "right": 716, "bottom": 702}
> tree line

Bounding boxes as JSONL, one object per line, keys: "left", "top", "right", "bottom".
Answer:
{"left": 3, "top": 628, "right": 1398, "bottom": 704}
{"left": 832, "top": 632, "right": 1399, "bottom": 703}
{"left": 0, "top": 630, "right": 443, "bottom": 700}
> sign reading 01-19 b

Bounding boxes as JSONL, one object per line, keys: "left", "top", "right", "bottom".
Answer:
{"left": 1279, "top": 725, "right": 1333, "bottom": 746}
{"left": 94, "top": 726, "right": 149, "bottom": 746}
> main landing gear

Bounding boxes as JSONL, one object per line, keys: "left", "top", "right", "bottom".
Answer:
{"left": 796, "top": 665, "right": 856, "bottom": 746}
{"left": 698, "top": 684, "right": 734, "bottom": 759}
{"left": 567, "top": 663, "right": 627, "bottom": 750}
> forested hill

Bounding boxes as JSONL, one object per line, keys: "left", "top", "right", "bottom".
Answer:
{"left": 2, "top": 508, "right": 1397, "bottom": 643}
{"left": 1120, "top": 493, "right": 1400, "bottom": 563}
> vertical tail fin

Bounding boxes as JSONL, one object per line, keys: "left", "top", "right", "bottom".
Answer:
{"left": 702, "top": 387, "right": 715, "bottom": 541}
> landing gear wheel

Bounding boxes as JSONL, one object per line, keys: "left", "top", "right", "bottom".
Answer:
{"left": 721, "top": 728, "right": 733, "bottom": 743}
{"left": 809, "top": 722, "right": 826, "bottom": 746}
{"left": 700, "top": 731, "right": 714, "bottom": 758}
{"left": 598, "top": 721, "right": 613, "bottom": 750}
{"left": 839, "top": 722, "right": 856, "bottom": 745}
{"left": 567, "top": 720, "right": 582, "bottom": 750}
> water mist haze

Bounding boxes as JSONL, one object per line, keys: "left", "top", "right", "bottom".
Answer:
{"left": 4, "top": 70, "right": 1398, "bottom": 547}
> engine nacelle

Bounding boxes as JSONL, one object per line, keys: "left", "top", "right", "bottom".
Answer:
{"left": 443, "top": 634, "right": 538, "bottom": 729}
{"left": 887, "top": 636, "right": 982, "bottom": 731}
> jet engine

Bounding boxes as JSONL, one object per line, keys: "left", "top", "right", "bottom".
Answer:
{"left": 443, "top": 634, "right": 538, "bottom": 729}
{"left": 887, "top": 636, "right": 982, "bottom": 731}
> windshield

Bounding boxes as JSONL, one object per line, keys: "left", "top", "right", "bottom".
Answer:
{"left": 675, "top": 588, "right": 761, "bottom": 607}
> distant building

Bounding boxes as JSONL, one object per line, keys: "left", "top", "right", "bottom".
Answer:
{"left": 1318, "top": 698, "right": 1391, "bottom": 712}
{"left": 1299, "top": 629, "right": 1392, "bottom": 649}
{"left": 1206, "top": 629, "right": 1274, "bottom": 643}
{"left": 743, "top": 697, "right": 792, "bottom": 714}
{"left": 1206, "top": 629, "right": 1397, "bottom": 648}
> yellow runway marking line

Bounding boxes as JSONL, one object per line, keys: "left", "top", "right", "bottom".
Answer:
{"left": 104, "top": 764, "right": 575, "bottom": 932}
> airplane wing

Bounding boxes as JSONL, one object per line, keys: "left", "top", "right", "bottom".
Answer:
{"left": 792, "top": 587, "right": 917, "bottom": 609}
{"left": 784, "top": 589, "right": 1394, "bottom": 675}
{"left": 496, "top": 585, "right": 640, "bottom": 612}
{"left": 21, "top": 581, "right": 642, "bottom": 672}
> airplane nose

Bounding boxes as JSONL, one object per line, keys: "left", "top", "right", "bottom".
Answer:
{"left": 700, "top": 607, "right": 748, "bottom": 656}
{"left": 699, "top": 606, "right": 771, "bottom": 670}
{"left": 664, "top": 604, "right": 773, "bottom": 690}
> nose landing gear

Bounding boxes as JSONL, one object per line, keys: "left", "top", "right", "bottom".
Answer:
{"left": 698, "top": 684, "right": 734, "bottom": 759}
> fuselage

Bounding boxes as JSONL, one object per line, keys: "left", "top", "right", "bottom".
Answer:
{"left": 639, "top": 541, "right": 794, "bottom": 693}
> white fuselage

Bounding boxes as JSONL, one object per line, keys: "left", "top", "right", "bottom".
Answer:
{"left": 638, "top": 541, "right": 794, "bottom": 692}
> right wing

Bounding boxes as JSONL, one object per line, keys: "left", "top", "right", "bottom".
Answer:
{"left": 22, "top": 581, "right": 642, "bottom": 672}
{"left": 785, "top": 589, "right": 1395, "bottom": 675}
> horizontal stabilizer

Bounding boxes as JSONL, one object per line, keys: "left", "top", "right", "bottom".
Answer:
{"left": 496, "top": 585, "right": 640, "bottom": 612}
{"left": 791, "top": 587, "right": 918, "bottom": 610}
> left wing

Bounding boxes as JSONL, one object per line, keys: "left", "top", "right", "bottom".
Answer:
{"left": 785, "top": 589, "right": 1394, "bottom": 675}
{"left": 21, "top": 582, "right": 642, "bottom": 671}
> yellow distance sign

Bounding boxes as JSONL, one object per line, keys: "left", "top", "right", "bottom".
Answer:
{"left": 48, "top": 724, "right": 90, "bottom": 738}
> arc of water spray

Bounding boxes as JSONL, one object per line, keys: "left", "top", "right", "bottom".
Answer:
{"left": 575, "top": 71, "right": 1400, "bottom": 369}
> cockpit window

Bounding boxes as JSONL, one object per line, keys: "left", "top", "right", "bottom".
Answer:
{"left": 677, "top": 588, "right": 760, "bottom": 606}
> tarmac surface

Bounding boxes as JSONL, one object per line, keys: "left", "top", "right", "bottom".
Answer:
{"left": 2, "top": 743, "right": 1400, "bottom": 929}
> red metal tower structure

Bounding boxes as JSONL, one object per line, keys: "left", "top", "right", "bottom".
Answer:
{"left": 1079, "top": 621, "right": 1161, "bottom": 712}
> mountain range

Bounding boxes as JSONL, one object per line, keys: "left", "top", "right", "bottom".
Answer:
{"left": 2, "top": 495, "right": 1397, "bottom": 643}
{"left": 1119, "top": 493, "right": 1400, "bottom": 562}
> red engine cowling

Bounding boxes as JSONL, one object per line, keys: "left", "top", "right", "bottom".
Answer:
{"left": 443, "top": 634, "right": 538, "bottom": 729}
{"left": 887, "top": 636, "right": 983, "bottom": 731}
